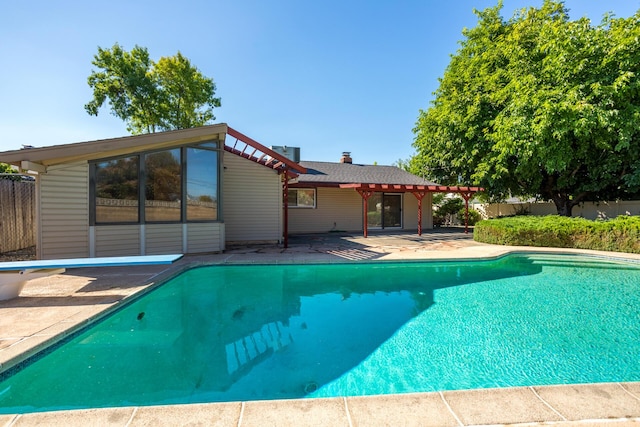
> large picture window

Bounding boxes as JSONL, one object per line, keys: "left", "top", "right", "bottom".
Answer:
{"left": 145, "top": 149, "right": 181, "bottom": 222}
{"left": 287, "top": 189, "right": 316, "bottom": 208}
{"left": 94, "top": 156, "right": 139, "bottom": 223}
{"left": 91, "top": 141, "right": 220, "bottom": 225}
{"left": 186, "top": 146, "right": 218, "bottom": 221}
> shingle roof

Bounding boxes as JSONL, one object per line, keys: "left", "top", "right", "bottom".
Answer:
{"left": 297, "top": 161, "right": 439, "bottom": 186}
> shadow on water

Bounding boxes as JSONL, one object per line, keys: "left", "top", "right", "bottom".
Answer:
{"left": 0, "top": 256, "right": 545, "bottom": 413}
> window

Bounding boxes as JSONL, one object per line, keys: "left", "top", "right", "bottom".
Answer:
{"left": 288, "top": 188, "right": 316, "bottom": 208}
{"left": 94, "top": 156, "right": 139, "bottom": 223}
{"left": 90, "top": 141, "right": 220, "bottom": 225}
{"left": 145, "top": 149, "right": 182, "bottom": 222}
{"left": 186, "top": 146, "right": 218, "bottom": 220}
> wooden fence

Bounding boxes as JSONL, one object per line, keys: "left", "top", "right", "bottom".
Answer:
{"left": 0, "top": 175, "right": 36, "bottom": 254}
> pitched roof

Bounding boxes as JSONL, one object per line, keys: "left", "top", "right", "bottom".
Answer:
{"left": 296, "top": 161, "right": 439, "bottom": 186}
{"left": 0, "top": 124, "right": 305, "bottom": 175}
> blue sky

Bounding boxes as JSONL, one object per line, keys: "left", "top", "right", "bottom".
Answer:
{"left": 1, "top": 1, "right": 639, "bottom": 165}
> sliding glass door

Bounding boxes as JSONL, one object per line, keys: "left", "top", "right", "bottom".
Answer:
{"left": 367, "top": 193, "right": 402, "bottom": 229}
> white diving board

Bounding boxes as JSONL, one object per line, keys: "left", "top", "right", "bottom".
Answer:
{"left": 0, "top": 254, "right": 183, "bottom": 301}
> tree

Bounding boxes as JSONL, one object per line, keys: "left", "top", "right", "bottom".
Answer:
{"left": 413, "top": 1, "right": 640, "bottom": 216}
{"left": 85, "top": 43, "right": 221, "bottom": 134}
{"left": 0, "top": 163, "right": 16, "bottom": 173}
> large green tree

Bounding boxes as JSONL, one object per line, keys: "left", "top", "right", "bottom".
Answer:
{"left": 0, "top": 163, "right": 15, "bottom": 173}
{"left": 85, "top": 43, "right": 221, "bottom": 134}
{"left": 413, "top": 1, "right": 640, "bottom": 216}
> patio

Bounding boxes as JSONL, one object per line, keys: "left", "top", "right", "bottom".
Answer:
{"left": 1, "top": 230, "right": 640, "bottom": 426}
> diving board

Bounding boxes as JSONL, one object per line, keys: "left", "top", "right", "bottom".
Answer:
{"left": 0, "top": 254, "right": 183, "bottom": 301}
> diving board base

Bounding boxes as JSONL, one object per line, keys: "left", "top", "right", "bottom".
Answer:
{"left": 0, "top": 254, "right": 183, "bottom": 301}
{"left": 0, "top": 269, "right": 66, "bottom": 301}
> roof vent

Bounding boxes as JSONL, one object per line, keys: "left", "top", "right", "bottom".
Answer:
{"left": 340, "top": 152, "right": 352, "bottom": 164}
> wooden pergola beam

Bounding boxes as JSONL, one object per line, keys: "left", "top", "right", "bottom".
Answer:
{"left": 343, "top": 183, "right": 484, "bottom": 237}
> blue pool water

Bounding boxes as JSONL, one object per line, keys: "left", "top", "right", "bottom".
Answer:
{"left": 0, "top": 253, "right": 639, "bottom": 413}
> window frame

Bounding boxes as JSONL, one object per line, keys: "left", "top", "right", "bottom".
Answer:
{"left": 288, "top": 188, "right": 317, "bottom": 209}
{"left": 89, "top": 140, "right": 222, "bottom": 226}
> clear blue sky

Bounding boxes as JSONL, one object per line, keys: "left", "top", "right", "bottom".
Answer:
{"left": 1, "top": 1, "right": 638, "bottom": 165}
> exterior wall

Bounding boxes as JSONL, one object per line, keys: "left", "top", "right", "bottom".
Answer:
{"left": 146, "top": 224, "right": 183, "bottom": 255}
{"left": 187, "top": 223, "right": 224, "bottom": 253}
{"left": 289, "top": 187, "right": 363, "bottom": 234}
{"left": 288, "top": 189, "right": 434, "bottom": 234}
{"left": 94, "top": 225, "right": 141, "bottom": 257}
{"left": 475, "top": 200, "right": 640, "bottom": 220}
{"left": 403, "top": 192, "right": 434, "bottom": 230}
{"left": 39, "top": 162, "right": 90, "bottom": 259}
{"left": 40, "top": 161, "right": 227, "bottom": 259}
{"left": 223, "top": 153, "right": 282, "bottom": 243}
{"left": 93, "top": 223, "right": 224, "bottom": 256}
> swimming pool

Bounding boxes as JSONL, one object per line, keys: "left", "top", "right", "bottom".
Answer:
{"left": 0, "top": 253, "right": 639, "bottom": 414}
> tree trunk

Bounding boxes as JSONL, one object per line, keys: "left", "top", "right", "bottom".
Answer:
{"left": 552, "top": 196, "right": 574, "bottom": 217}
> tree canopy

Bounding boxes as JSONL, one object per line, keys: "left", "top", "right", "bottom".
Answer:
{"left": 412, "top": 1, "right": 640, "bottom": 216}
{"left": 85, "top": 44, "right": 221, "bottom": 134}
{"left": 0, "top": 163, "right": 16, "bottom": 173}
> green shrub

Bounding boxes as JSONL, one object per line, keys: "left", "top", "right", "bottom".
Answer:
{"left": 474, "top": 215, "right": 640, "bottom": 253}
{"left": 457, "top": 207, "right": 482, "bottom": 226}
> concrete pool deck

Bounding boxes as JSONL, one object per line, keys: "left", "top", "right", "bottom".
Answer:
{"left": 1, "top": 228, "right": 640, "bottom": 426}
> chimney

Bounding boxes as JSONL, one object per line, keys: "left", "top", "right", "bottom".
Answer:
{"left": 340, "top": 152, "right": 352, "bottom": 164}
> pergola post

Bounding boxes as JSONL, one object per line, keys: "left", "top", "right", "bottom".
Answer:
{"left": 460, "top": 191, "right": 474, "bottom": 234}
{"left": 356, "top": 189, "right": 374, "bottom": 238}
{"left": 412, "top": 191, "right": 427, "bottom": 236}
{"left": 283, "top": 170, "right": 289, "bottom": 248}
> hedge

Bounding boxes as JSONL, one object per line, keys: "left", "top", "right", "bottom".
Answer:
{"left": 473, "top": 215, "right": 640, "bottom": 254}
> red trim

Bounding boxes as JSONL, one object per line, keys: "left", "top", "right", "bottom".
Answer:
{"left": 283, "top": 171, "right": 290, "bottom": 248}
{"left": 355, "top": 189, "right": 375, "bottom": 238}
{"left": 227, "top": 127, "right": 307, "bottom": 174}
{"left": 339, "top": 183, "right": 483, "bottom": 193}
{"left": 412, "top": 191, "right": 427, "bottom": 236}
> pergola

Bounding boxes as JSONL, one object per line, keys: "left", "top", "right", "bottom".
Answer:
{"left": 339, "top": 183, "right": 483, "bottom": 238}
{"left": 222, "top": 127, "right": 483, "bottom": 247}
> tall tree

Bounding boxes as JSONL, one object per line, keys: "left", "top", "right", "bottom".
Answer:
{"left": 85, "top": 43, "right": 221, "bottom": 134}
{"left": 0, "top": 163, "right": 16, "bottom": 173}
{"left": 413, "top": 1, "right": 640, "bottom": 216}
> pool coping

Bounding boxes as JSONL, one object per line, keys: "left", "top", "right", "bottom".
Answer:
{"left": 2, "top": 240, "right": 640, "bottom": 425}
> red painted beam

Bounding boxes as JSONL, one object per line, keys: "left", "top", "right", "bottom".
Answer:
{"left": 227, "top": 127, "right": 307, "bottom": 173}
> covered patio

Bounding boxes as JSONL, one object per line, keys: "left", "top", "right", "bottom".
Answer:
{"left": 339, "top": 183, "right": 482, "bottom": 237}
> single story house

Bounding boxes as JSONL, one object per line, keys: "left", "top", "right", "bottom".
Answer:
{"left": 0, "top": 124, "right": 480, "bottom": 259}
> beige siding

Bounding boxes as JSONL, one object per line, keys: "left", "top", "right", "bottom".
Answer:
{"left": 289, "top": 189, "right": 434, "bottom": 234}
{"left": 403, "top": 192, "right": 434, "bottom": 230}
{"left": 94, "top": 225, "right": 141, "bottom": 256}
{"left": 223, "top": 153, "right": 281, "bottom": 243}
{"left": 289, "top": 188, "right": 363, "bottom": 234}
{"left": 146, "top": 224, "right": 183, "bottom": 254}
{"left": 188, "top": 223, "right": 224, "bottom": 253}
{"left": 39, "top": 163, "right": 90, "bottom": 259}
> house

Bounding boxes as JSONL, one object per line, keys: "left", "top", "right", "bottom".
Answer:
{"left": 0, "top": 124, "right": 481, "bottom": 259}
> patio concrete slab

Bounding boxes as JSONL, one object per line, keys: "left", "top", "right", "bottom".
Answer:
{"left": 240, "top": 398, "right": 349, "bottom": 426}
{"left": 346, "top": 393, "right": 459, "bottom": 427}
{"left": 442, "top": 386, "right": 565, "bottom": 425}
{"left": 622, "top": 382, "right": 640, "bottom": 398}
{"left": 130, "top": 402, "right": 242, "bottom": 426}
{"left": 12, "top": 407, "right": 134, "bottom": 426}
{"left": 533, "top": 383, "right": 640, "bottom": 421}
